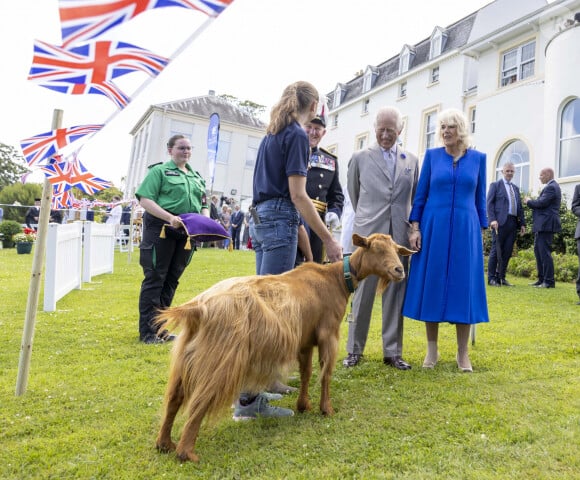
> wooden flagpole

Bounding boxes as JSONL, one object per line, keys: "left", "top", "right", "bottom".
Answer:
{"left": 16, "top": 109, "right": 62, "bottom": 396}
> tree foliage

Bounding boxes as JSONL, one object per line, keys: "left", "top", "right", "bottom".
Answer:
{"left": 0, "top": 182, "right": 42, "bottom": 223}
{"left": 218, "top": 94, "right": 266, "bottom": 118}
{"left": 0, "top": 143, "right": 29, "bottom": 189}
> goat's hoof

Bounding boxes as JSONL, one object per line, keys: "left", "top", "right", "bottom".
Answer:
{"left": 296, "top": 400, "right": 312, "bottom": 413}
{"left": 321, "top": 406, "right": 335, "bottom": 416}
{"left": 156, "top": 440, "right": 176, "bottom": 453}
{"left": 177, "top": 449, "right": 199, "bottom": 463}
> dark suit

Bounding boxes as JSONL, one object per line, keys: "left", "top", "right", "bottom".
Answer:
{"left": 526, "top": 179, "right": 561, "bottom": 286}
{"left": 486, "top": 179, "right": 525, "bottom": 282}
{"left": 25, "top": 206, "right": 40, "bottom": 229}
{"left": 230, "top": 208, "right": 244, "bottom": 250}
{"left": 571, "top": 184, "right": 580, "bottom": 300}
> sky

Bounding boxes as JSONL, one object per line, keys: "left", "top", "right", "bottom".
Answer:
{"left": 0, "top": 0, "right": 493, "bottom": 187}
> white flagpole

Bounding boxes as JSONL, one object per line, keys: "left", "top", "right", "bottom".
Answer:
{"left": 102, "top": 16, "right": 216, "bottom": 127}
{"left": 16, "top": 109, "right": 62, "bottom": 396}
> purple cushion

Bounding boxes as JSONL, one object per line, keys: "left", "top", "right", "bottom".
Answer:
{"left": 173, "top": 212, "right": 230, "bottom": 242}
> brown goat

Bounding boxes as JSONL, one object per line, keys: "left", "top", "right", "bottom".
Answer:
{"left": 155, "top": 233, "right": 414, "bottom": 462}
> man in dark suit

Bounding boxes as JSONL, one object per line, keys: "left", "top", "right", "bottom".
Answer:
{"left": 209, "top": 195, "right": 220, "bottom": 222}
{"left": 25, "top": 198, "right": 41, "bottom": 230}
{"left": 486, "top": 162, "right": 526, "bottom": 286}
{"left": 230, "top": 204, "right": 244, "bottom": 250}
{"left": 525, "top": 168, "right": 561, "bottom": 288}
{"left": 571, "top": 183, "right": 580, "bottom": 305}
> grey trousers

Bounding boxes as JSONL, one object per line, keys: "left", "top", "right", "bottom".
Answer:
{"left": 346, "top": 256, "right": 409, "bottom": 358}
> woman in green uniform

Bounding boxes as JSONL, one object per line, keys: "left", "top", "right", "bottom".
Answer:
{"left": 135, "top": 134, "right": 208, "bottom": 344}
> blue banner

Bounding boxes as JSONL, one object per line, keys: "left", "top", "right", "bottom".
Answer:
{"left": 207, "top": 112, "right": 220, "bottom": 192}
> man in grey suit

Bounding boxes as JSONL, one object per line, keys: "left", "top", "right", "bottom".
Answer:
{"left": 572, "top": 183, "right": 580, "bottom": 305}
{"left": 343, "top": 106, "right": 418, "bottom": 370}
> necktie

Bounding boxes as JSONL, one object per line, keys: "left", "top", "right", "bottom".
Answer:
{"left": 508, "top": 182, "right": 516, "bottom": 215}
{"left": 386, "top": 150, "right": 396, "bottom": 178}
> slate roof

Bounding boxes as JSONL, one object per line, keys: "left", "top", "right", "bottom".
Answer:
{"left": 328, "top": 12, "right": 477, "bottom": 106}
{"left": 154, "top": 94, "right": 265, "bottom": 129}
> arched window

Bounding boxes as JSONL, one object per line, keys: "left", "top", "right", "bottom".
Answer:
{"left": 559, "top": 98, "right": 580, "bottom": 177}
{"left": 496, "top": 140, "right": 530, "bottom": 193}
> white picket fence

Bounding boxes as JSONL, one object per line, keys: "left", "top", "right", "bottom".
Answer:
{"left": 82, "top": 222, "right": 116, "bottom": 282}
{"left": 43, "top": 221, "right": 116, "bottom": 312}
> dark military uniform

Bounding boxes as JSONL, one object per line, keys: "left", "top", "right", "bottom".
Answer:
{"left": 135, "top": 160, "right": 207, "bottom": 342}
{"left": 302, "top": 146, "right": 344, "bottom": 263}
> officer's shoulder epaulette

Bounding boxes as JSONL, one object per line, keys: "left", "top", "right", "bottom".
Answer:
{"left": 147, "top": 162, "right": 163, "bottom": 169}
{"left": 319, "top": 147, "right": 337, "bottom": 160}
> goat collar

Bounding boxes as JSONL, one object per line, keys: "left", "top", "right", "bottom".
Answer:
{"left": 343, "top": 255, "right": 356, "bottom": 293}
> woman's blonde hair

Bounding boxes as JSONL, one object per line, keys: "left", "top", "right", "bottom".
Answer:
{"left": 267, "top": 81, "right": 318, "bottom": 135}
{"left": 436, "top": 108, "right": 471, "bottom": 151}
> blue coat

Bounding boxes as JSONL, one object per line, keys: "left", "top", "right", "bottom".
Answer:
{"left": 403, "top": 147, "right": 489, "bottom": 325}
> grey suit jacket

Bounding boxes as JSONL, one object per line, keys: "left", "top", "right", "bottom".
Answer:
{"left": 347, "top": 144, "right": 418, "bottom": 247}
{"left": 572, "top": 184, "right": 580, "bottom": 240}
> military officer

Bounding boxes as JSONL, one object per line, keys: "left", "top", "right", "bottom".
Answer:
{"left": 298, "top": 115, "right": 344, "bottom": 263}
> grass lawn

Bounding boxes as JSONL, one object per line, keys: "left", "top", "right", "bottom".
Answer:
{"left": 0, "top": 245, "right": 578, "bottom": 479}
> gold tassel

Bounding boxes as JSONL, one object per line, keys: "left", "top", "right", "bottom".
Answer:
{"left": 160, "top": 225, "right": 166, "bottom": 238}
{"left": 185, "top": 237, "right": 191, "bottom": 250}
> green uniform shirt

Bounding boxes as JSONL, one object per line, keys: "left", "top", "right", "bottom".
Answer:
{"left": 135, "top": 160, "right": 206, "bottom": 214}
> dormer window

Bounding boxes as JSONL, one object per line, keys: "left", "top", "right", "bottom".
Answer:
{"left": 333, "top": 84, "right": 345, "bottom": 108}
{"left": 399, "top": 45, "right": 415, "bottom": 75}
{"left": 429, "top": 27, "right": 447, "bottom": 59}
{"left": 362, "top": 66, "right": 378, "bottom": 93}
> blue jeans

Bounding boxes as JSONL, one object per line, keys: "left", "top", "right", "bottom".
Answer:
{"left": 250, "top": 198, "right": 299, "bottom": 276}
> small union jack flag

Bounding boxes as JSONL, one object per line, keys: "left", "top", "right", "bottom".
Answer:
{"left": 39, "top": 160, "right": 74, "bottom": 190}
{"left": 42, "top": 153, "right": 113, "bottom": 195}
{"left": 52, "top": 183, "right": 74, "bottom": 209}
{"left": 28, "top": 39, "right": 169, "bottom": 109}
{"left": 20, "top": 124, "right": 103, "bottom": 167}
{"left": 40, "top": 82, "right": 130, "bottom": 109}
{"left": 59, "top": 0, "right": 235, "bottom": 46}
{"left": 69, "top": 157, "right": 113, "bottom": 194}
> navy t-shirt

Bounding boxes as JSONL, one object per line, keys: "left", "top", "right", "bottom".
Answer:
{"left": 252, "top": 121, "right": 309, "bottom": 204}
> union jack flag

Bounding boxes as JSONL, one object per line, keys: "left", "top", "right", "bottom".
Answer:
{"left": 40, "top": 82, "right": 130, "bottom": 109}
{"left": 42, "top": 154, "right": 113, "bottom": 195}
{"left": 20, "top": 124, "right": 103, "bottom": 167}
{"left": 69, "top": 157, "right": 113, "bottom": 194}
{"left": 28, "top": 39, "right": 169, "bottom": 109}
{"left": 40, "top": 160, "right": 74, "bottom": 190}
{"left": 59, "top": 0, "right": 235, "bottom": 46}
{"left": 52, "top": 183, "right": 75, "bottom": 209}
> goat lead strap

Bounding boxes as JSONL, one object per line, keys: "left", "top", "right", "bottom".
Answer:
{"left": 343, "top": 255, "right": 355, "bottom": 293}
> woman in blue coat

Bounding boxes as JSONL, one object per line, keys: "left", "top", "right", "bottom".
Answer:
{"left": 402, "top": 108, "right": 488, "bottom": 372}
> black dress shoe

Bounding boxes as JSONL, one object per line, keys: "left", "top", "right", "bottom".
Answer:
{"left": 158, "top": 329, "right": 177, "bottom": 342}
{"left": 528, "top": 281, "right": 542, "bottom": 286}
{"left": 343, "top": 353, "right": 363, "bottom": 368}
{"left": 500, "top": 279, "right": 515, "bottom": 287}
{"left": 488, "top": 279, "right": 501, "bottom": 286}
{"left": 535, "top": 283, "right": 555, "bottom": 288}
{"left": 383, "top": 356, "right": 412, "bottom": 370}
